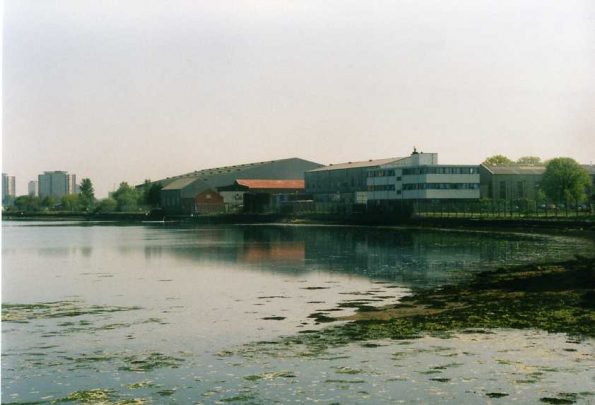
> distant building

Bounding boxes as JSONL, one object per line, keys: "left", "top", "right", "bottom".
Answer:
{"left": 28, "top": 181, "right": 38, "bottom": 197}
{"left": 367, "top": 151, "right": 480, "bottom": 203}
{"left": 306, "top": 150, "right": 480, "bottom": 206}
{"left": 305, "top": 157, "right": 406, "bottom": 204}
{"left": 479, "top": 165, "right": 544, "bottom": 201}
{"left": 479, "top": 164, "right": 595, "bottom": 202}
{"left": 38, "top": 171, "right": 77, "bottom": 198}
{"left": 154, "top": 158, "right": 323, "bottom": 214}
{"left": 2, "top": 173, "right": 16, "bottom": 206}
{"left": 218, "top": 179, "right": 306, "bottom": 212}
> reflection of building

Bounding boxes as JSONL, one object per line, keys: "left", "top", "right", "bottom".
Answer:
{"left": 38, "top": 171, "right": 76, "bottom": 198}
{"left": 2, "top": 173, "right": 16, "bottom": 205}
{"left": 157, "top": 158, "right": 322, "bottom": 214}
{"left": 28, "top": 181, "right": 38, "bottom": 197}
{"left": 240, "top": 242, "right": 305, "bottom": 263}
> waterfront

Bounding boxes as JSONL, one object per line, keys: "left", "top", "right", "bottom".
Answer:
{"left": 2, "top": 222, "right": 594, "bottom": 403}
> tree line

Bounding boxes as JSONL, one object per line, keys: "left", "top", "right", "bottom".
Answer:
{"left": 7, "top": 179, "right": 163, "bottom": 213}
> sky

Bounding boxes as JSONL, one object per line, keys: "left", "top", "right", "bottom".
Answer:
{"left": 3, "top": 0, "right": 595, "bottom": 198}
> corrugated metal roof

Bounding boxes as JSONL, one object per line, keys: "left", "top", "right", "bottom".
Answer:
{"left": 308, "top": 157, "right": 405, "bottom": 172}
{"left": 482, "top": 165, "right": 545, "bottom": 175}
{"left": 235, "top": 179, "right": 305, "bottom": 189}
{"left": 161, "top": 177, "right": 199, "bottom": 190}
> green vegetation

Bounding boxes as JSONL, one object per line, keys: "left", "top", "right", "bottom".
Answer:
{"left": 517, "top": 156, "right": 542, "bottom": 165}
{"left": 483, "top": 155, "right": 514, "bottom": 166}
{"left": 541, "top": 158, "right": 591, "bottom": 204}
{"left": 2, "top": 301, "right": 141, "bottom": 323}
{"left": 79, "top": 178, "right": 95, "bottom": 211}
{"left": 265, "top": 257, "right": 595, "bottom": 354}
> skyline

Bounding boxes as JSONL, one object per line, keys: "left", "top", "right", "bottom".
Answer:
{"left": 3, "top": 0, "right": 595, "bottom": 198}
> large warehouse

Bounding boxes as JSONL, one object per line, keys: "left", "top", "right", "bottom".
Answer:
{"left": 153, "top": 157, "right": 322, "bottom": 214}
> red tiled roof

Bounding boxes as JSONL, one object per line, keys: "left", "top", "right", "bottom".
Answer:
{"left": 235, "top": 179, "right": 305, "bottom": 190}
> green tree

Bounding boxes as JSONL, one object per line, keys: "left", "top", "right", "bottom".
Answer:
{"left": 483, "top": 155, "right": 514, "bottom": 166}
{"left": 143, "top": 182, "right": 163, "bottom": 207}
{"left": 79, "top": 178, "right": 95, "bottom": 211}
{"left": 61, "top": 194, "right": 80, "bottom": 211}
{"left": 96, "top": 197, "right": 118, "bottom": 213}
{"left": 14, "top": 195, "right": 41, "bottom": 212}
{"left": 41, "top": 196, "right": 58, "bottom": 209}
{"left": 541, "top": 158, "right": 591, "bottom": 203}
{"left": 517, "top": 156, "right": 541, "bottom": 165}
{"left": 112, "top": 182, "right": 140, "bottom": 211}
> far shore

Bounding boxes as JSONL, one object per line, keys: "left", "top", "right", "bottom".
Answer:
{"left": 3, "top": 211, "right": 595, "bottom": 238}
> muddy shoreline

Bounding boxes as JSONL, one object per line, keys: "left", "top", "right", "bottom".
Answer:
{"left": 284, "top": 256, "right": 595, "bottom": 351}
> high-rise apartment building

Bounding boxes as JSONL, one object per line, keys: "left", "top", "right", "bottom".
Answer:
{"left": 2, "top": 173, "right": 16, "bottom": 205}
{"left": 28, "top": 181, "right": 38, "bottom": 196}
{"left": 38, "top": 171, "right": 76, "bottom": 198}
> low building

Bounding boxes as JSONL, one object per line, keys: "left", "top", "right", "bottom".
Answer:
{"left": 480, "top": 164, "right": 595, "bottom": 202}
{"left": 157, "top": 157, "right": 322, "bottom": 214}
{"left": 218, "top": 179, "right": 306, "bottom": 212}
{"left": 195, "top": 189, "right": 225, "bottom": 214}
{"left": 367, "top": 151, "right": 480, "bottom": 203}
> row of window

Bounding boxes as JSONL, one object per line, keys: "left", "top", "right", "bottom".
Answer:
{"left": 368, "top": 184, "right": 396, "bottom": 191}
{"left": 403, "top": 183, "right": 480, "bottom": 190}
{"left": 368, "top": 169, "right": 396, "bottom": 177}
{"left": 402, "top": 167, "right": 478, "bottom": 175}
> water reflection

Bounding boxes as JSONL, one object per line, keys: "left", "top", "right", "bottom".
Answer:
{"left": 148, "top": 225, "right": 591, "bottom": 287}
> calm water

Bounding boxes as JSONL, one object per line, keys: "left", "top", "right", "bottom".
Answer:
{"left": 2, "top": 222, "right": 594, "bottom": 404}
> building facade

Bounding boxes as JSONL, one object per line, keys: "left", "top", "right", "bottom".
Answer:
{"left": 28, "top": 181, "right": 38, "bottom": 197}
{"left": 38, "top": 171, "right": 77, "bottom": 198}
{"left": 305, "top": 157, "right": 406, "bottom": 204}
{"left": 367, "top": 152, "right": 480, "bottom": 202}
{"left": 158, "top": 158, "right": 322, "bottom": 213}
{"left": 479, "top": 165, "right": 545, "bottom": 201}
{"left": 2, "top": 173, "right": 16, "bottom": 205}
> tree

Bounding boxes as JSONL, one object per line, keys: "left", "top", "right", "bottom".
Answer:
{"left": 61, "top": 194, "right": 80, "bottom": 211}
{"left": 541, "top": 158, "right": 591, "bottom": 203}
{"left": 143, "top": 182, "right": 163, "bottom": 207}
{"left": 41, "top": 195, "right": 58, "bottom": 209}
{"left": 13, "top": 195, "right": 41, "bottom": 212}
{"left": 483, "top": 155, "right": 514, "bottom": 166}
{"left": 96, "top": 198, "right": 117, "bottom": 213}
{"left": 112, "top": 182, "right": 141, "bottom": 211}
{"left": 79, "top": 178, "right": 95, "bottom": 211}
{"left": 517, "top": 156, "right": 541, "bottom": 165}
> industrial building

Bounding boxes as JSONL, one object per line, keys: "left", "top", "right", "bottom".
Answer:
{"left": 305, "top": 157, "right": 406, "bottom": 204}
{"left": 367, "top": 151, "right": 480, "bottom": 203}
{"left": 156, "top": 158, "right": 322, "bottom": 214}
{"left": 479, "top": 164, "right": 595, "bottom": 202}
{"left": 38, "top": 171, "right": 77, "bottom": 198}
{"left": 218, "top": 179, "right": 306, "bottom": 212}
{"left": 306, "top": 150, "right": 480, "bottom": 207}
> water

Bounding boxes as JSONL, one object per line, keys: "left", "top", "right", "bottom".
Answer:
{"left": 2, "top": 222, "right": 594, "bottom": 403}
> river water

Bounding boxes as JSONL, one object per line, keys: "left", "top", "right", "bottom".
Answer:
{"left": 2, "top": 221, "right": 594, "bottom": 404}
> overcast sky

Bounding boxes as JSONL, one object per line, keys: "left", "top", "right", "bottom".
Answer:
{"left": 3, "top": 0, "right": 595, "bottom": 198}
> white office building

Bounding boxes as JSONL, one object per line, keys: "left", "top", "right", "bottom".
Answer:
{"left": 367, "top": 151, "right": 480, "bottom": 202}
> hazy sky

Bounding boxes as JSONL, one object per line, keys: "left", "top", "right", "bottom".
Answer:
{"left": 3, "top": 0, "right": 595, "bottom": 197}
